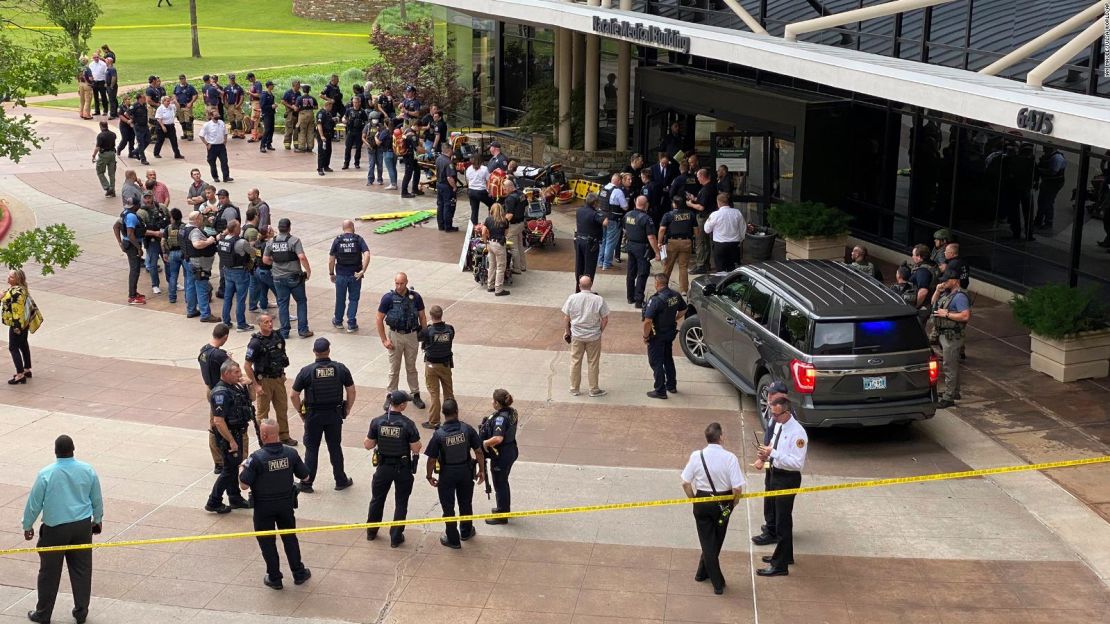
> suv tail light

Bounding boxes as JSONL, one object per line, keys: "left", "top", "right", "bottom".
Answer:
{"left": 929, "top": 356, "right": 940, "bottom": 386}
{"left": 790, "top": 359, "right": 816, "bottom": 394}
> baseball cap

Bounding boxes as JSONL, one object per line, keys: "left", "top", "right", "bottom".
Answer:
{"left": 278, "top": 218, "right": 291, "bottom": 230}
{"left": 312, "top": 337, "right": 330, "bottom": 353}
{"left": 388, "top": 390, "right": 412, "bottom": 406}
{"left": 141, "top": 190, "right": 153, "bottom": 197}
{"left": 265, "top": 80, "right": 274, "bottom": 87}
{"left": 489, "top": 141, "right": 501, "bottom": 148}
{"left": 217, "top": 189, "right": 229, "bottom": 197}
{"left": 933, "top": 228, "right": 952, "bottom": 240}
{"left": 404, "top": 85, "right": 415, "bottom": 92}
{"left": 940, "top": 268, "right": 959, "bottom": 281}
{"left": 768, "top": 380, "right": 789, "bottom": 395}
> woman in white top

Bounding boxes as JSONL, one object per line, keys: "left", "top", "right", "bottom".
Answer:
{"left": 464, "top": 154, "right": 492, "bottom": 225}
{"left": 153, "top": 95, "right": 184, "bottom": 159}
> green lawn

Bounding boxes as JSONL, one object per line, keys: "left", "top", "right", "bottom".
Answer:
{"left": 14, "top": 0, "right": 401, "bottom": 94}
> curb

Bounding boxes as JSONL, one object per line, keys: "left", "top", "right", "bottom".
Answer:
{"left": 0, "top": 199, "right": 11, "bottom": 243}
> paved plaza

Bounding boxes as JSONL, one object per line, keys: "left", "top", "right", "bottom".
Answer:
{"left": 0, "top": 108, "right": 1106, "bottom": 623}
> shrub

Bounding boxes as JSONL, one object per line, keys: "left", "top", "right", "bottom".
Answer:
{"left": 1010, "top": 284, "right": 1109, "bottom": 339}
{"left": 767, "top": 201, "right": 851, "bottom": 239}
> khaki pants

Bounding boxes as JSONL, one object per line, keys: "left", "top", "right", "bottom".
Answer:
{"left": 283, "top": 110, "right": 297, "bottom": 147}
{"left": 663, "top": 238, "right": 693, "bottom": 294}
{"left": 227, "top": 104, "right": 246, "bottom": 136}
{"left": 78, "top": 83, "right": 93, "bottom": 117}
{"left": 507, "top": 222, "right": 526, "bottom": 271}
{"left": 424, "top": 362, "right": 454, "bottom": 425}
{"left": 387, "top": 329, "right": 420, "bottom": 393}
{"left": 486, "top": 241, "right": 507, "bottom": 293}
{"left": 250, "top": 103, "right": 261, "bottom": 140}
{"left": 296, "top": 110, "right": 315, "bottom": 151}
{"left": 256, "top": 376, "right": 291, "bottom": 440}
{"left": 569, "top": 337, "right": 602, "bottom": 393}
{"left": 939, "top": 332, "right": 963, "bottom": 401}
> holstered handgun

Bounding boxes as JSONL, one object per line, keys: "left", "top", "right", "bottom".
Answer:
{"left": 410, "top": 453, "right": 419, "bottom": 474}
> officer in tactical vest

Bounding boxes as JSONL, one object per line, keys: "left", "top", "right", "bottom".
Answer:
{"left": 199, "top": 323, "right": 232, "bottom": 474}
{"left": 238, "top": 418, "right": 312, "bottom": 590}
{"left": 643, "top": 273, "right": 687, "bottom": 400}
{"left": 574, "top": 192, "right": 608, "bottom": 291}
{"left": 342, "top": 96, "right": 367, "bottom": 170}
{"left": 418, "top": 305, "right": 455, "bottom": 430}
{"left": 931, "top": 269, "right": 971, "bottom": 409}
{"left": 376, "top": 272, "right": 428, "bottom": 410}
{"left": 206, "top": 360, "right": 255, "bottom": 514}
{"left": 364, "top": 390, "right": 422, "bottom": 547}
{"left": 161, "top": 208, "right": 187, "bottom": 304}
{"left": 245, "top": 314, "right": 297, "bottom": 446}
{"left": 424, "top": 399, "right": 485, "bottom": 549}
{"left": 290, "top": 338, "right": 356, "bottom": 493}
{"left": 480, "top": 389, "right": 518, "bottom": 525}
{"left": 218, "top": 219, "right": 255, "bottom": 332}
{"left": 624, "top": 196, "right": 661, "bottom": 309}
{"left": 329, "top": 220, "right": 371, "bottom": 333}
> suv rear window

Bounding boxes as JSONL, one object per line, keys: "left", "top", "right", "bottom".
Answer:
{"left": 812, "top": 318, "right": 928, "bottom": 355}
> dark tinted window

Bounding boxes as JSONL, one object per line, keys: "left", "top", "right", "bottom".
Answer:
{"left": 741, "top": 283, "right": 773, "bottom": 327}
{"left": 812, "top": 317, "right": 929, "bottom": 355}
{"left": 778, "top": 302, "right": 809, "bottom": 351}
{"left": 719, "top": 275, "right": 753, "bottom": 304}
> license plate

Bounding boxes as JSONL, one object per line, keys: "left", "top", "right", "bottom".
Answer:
{"left": 863, "top": 376, "right": 887, "bottom": 390}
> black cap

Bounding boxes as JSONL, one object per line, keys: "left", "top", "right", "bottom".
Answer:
{"left": 940, "top": 268, "right": 959, "bottom": 281}
{"left": 768, "top": 380, "right": 789, "bottom": 395}
{"left": 313, "top": 337, "right": 330, "bottom": 353}
{"left": 388, "top": 390, "right": 412, "bottom": 406}
{"left": 217, "top": 189, "right": 229, "bottom": 197}
{"left": 278, "top": 217, "right": 291, "bottom": 232}
{"left": 489, "top": 141, "right": 501, "bottom": 148}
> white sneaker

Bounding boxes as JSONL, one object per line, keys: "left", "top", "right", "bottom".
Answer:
{"left": 177, "top": 284, "right": 185, "bottom": 291}
{"left": 589, "top": 389, "right": 607, "bottom": 397}
{"left": 384, "top": 184, "right": 396, "bottom": 190}
{"left": 152, "top": 286, "right": 162, "bottom": 295}
{"left": 569, "top": 388, "right": 580, "bottom": 396}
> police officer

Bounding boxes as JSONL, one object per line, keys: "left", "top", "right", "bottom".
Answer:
{"left": 129, "top": 93, "right": 152, "bottom": 166}
{"left": 238, "top": 418, "right": 312, "bottom": 590}
{"left": 280, "top": 80, "right": 301, "bottom": 151}
{"left": 315, "top": 100, "right": 336, "bottom": 176}
{"left": 931, "top": 269, "right": 971, "bottom": 408}
{"left": 322, "top": 73, "right": 344, "bottom": 113}
{"left": 224, "top": 73, "right": 246, "bottom": 139}
{"left": 434, "top": 146, "right": 458, "bottom": 232}
{"left": 658, "top": 195, "right": 697, "bottom": 296}
{"left": 259, "top": 81, "right": 277, "bottom": 152}
{"left": 643, "top": 273, "right": 687, "bottom": 399}
{"left": 342, "top": 96, "right": 367, "bottom": 169}
{"left": 290, "top": 338, "right": 356, "bottom": 493}
{"left": 217, "top": 219, "right": 254, "bottom": 332}
{"left": 574, "top": 192, "right": 607, "bottom": 291}
{"left": 418, "top": 305, "right": 454, "bottom": 430}
{"left": 199, "top": 323, "right": 231, "bottom": 474}
{"left": 173, "top": 74, "right": 198, "bottom": 141}
{"left": 624, "top": 195, "right": 660, "bottom": 308}
{"left": 424, "top": 399, "right": 485, "bottom": 549}
{"left": 480, "top": 389, "right": 518, "bottom": 525}
{"left": 375, "top": 273, "right": 428, "bottom": 410}
{"left": 295, "top": 85, "right": 317, "bottom": 153}
{"left": 245, "top": 314, "right": 298, "bottom": 446}
{"left": 364, "top": 390, "right": 422, "bottom": 547}
{"left": 206, "top": 360, "right": 255, "bottom": 514}
{"left": 754, "top": 397, "right": 809, "bottom": 577}
{"left": 329, "top": 220, "right": 371, "bottom": 333}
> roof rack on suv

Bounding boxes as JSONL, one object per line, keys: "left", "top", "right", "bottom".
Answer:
{"left": 754, "top": 260, "right": 905, "bottom": 317}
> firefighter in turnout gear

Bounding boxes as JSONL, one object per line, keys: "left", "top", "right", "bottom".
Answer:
{"left": 206, "top": 360, "right": 255, "bottom": 514}
{"left": 364, "top": 390, "right": 422, "bottom": 547}
{"left": 418, "top": 305, "right": 455, "bottom": 430}
{"left": 290, "top": 338, "right": 356, "bottom": 493}
{"left": 424, "top": 399, "right": 485, "bottom": 549}
{"left": 295, "top": 85, "right": 317, "bottom": 153}
{"left": 931, "top": 269, "right": 971, "bottom": 409}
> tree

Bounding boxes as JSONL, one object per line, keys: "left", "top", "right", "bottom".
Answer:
{"left": 0, "top": 3, "right": 78, "bottom": 162}
{"left": 189, "top": 0, "right": 201, "bottom": 58}
{"left": 36, "top": 0, "right": 101, "bottom": 59}
{"left": 0, "top": 223, "right": 82, "bottom": 276}
{"left": 365, "top": 20, "right": 468, "bottom": 119}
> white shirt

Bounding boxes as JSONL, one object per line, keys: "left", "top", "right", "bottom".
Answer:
{"left": 682, "top": 444, "right": 745, "bottom": 493}
{"left": 466, "top": 165, "right": 489, "bottom": 191}
{"left": 703, "top": 205, "right": 746, "bottom": 243}
{"left": 199, "top": 120, "right": 227, "bottom": 145}
{"left": 89, "top": 59, "right": 107, "bottom": 81}
{"left": 561, "top": 290, "right": 609, "bottom": 341}
{"left": 768, "top": 416, "right": 808, "bottom": 472}
{"left": 155, "top": 104, "right": 176, "bottom": 125}
{"left": 608, "top": 186, "right": 628, "bottom": 210}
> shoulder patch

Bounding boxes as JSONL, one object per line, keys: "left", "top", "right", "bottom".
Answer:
{"left": 796, "top": 439, "right": 805, "bottom": 448}
{"left": 213, "top": 393, "right": 226, "bottom": 405}
{"left": 494, "top": 416, "right": 504, "bottom": 426}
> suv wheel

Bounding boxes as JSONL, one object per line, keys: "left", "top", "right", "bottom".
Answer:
{"left": 756, "top": 373, "right": 773, "bottom": 433}
{"left": 679, "top": 315, "right": 711, "bottom": 368}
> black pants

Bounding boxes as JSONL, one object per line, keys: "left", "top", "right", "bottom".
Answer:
{"left": 33, "top": 517, "right": 92, "bottom": 623}
{"left": 125, "top": 243, "right": 142, "bottom": 298}
{"left": 207, "top": 430, "right": 247, "bottom": 507}
{"left": 712, "top": 241, "right": 741, "bottom": 273}
{"left": 207, "top": 143, "right": 230, "bottom": 181}
{"left": 117, "top": 124, "right": 135, "bottom": 155}
{"left": 438, "top": 465, "right": 475, "bottom": 546}
{"left": 767, "top": 468, "right": 802, "bottom": 569}
{"left": 1003, "top": 188, "right": 1034, "bottom": 239}
{"left": 107, "top": 85, "right": 119, "bottom": 117}
{"left": 489, "top": 443, "right": 518, "bottom": 512}
{"left": 316, "top": 136, "right": 333, "bottom": 171}
{"left": 343, "top": 132, "right": 361, "bottom": 167}
{"left": 625, "top": 244, "right": 651, "bottom": 304}
{"left": 367, "top": 461, "right": 415, "bottom": 543}
{"left": 402, "top": 156, "right": 420, "bottom": 194}
{"left": 1035, "top": 180, "right": 1064, "bottom": 227}
{"left": 253, "top": 500, "right": 306, "bottom": 582}
{"left": 468, "top": 188, "right": 493, "bottom": 224}
{"left": 9, "top": 326, "right": 30, "bottom": 373}
{"left": 261, "top": 114, "right": 275, "bottom": 148}
{"left": 302, "top": 417, "right": 347, "bottom": 486}
{"left": 761, "top": 468, "right": 776, "bottom": 538}
{"left": 692, "top": 494, "right": 730, "bottom": 592}
{"left": 92, "top": 81, "right": 107, "bottom": 115}
{"left": 134, "top": 128, "right": 150, "bottom": 162}
{"left": 574, "top": 237, "right": 599, "bottom": 291}
{"left": 154, "top": 124, "right": 182, "bottom": 157}
{"left": 647, "top": 336, "right": 676, "bottom": 394}
{"left": 436, "top": 183, "right": 456, "bottom": 230}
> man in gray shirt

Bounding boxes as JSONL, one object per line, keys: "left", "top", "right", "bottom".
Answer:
{"left": 263, "top": 218, "right": 313, "bottom": 339}
{"left": 218, "top": 220, "right": 255, "bottom": 332}
{"left": 247, "top": 187, "right": 271, "bottom": 231}
{"left": 214, "top": 189, "right": 240, "bottom": 299}
{"left": 185, "top": 211, "right": 221, "bottom": 323}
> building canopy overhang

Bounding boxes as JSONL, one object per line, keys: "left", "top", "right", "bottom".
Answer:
{"left": 425, "top": 0, "right": 1110, "bottom": 150}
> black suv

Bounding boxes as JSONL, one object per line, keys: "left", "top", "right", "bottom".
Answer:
{"left": 680, "top": 260, "right": 938, "bottom": 429}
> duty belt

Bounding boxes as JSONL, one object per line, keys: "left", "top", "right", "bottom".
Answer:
{"left": 667, "top": 236, "right": 691, "bottom": 240}
{"left": 378, "top": 455, "right": 409, "bottom": 464}
{"left": 574, "top": 234, "right": 599, "bottom": 242}
{"left": 389, "top": 327, "right": 416, "bottom": 334}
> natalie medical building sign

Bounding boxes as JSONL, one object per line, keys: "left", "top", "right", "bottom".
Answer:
{"left": 592, "top": 16, "right": 691, "bottom": 53}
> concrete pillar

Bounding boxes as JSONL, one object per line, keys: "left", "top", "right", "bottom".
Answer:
{"left": 558, "top": 29, "right": 572, "bottom": 149}
{"left": 572, "top": 32, "right": 585, "bottom": 90}
{"left": 585, "top": 0, "right": 601, "bottom": 152}
{"left": 617, "top": 0, "right": 631, "bottom": 150}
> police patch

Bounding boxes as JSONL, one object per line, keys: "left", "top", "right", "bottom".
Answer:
{"left": 380, "top": 425, "right": 402, "bottom": 438}
{"left": 245, "top": 347, "right": 254, "bottom": 359}
{"left": 445, "top": 432, "right": 466, "bottom": 446}
{"left": 494, "top": 417, "right": 504, "bottom": 426}
{"left": 213, "top": 393, "right": 226, "bottom": 405}
{"left": 796, "top": 439, "right": 805, "bottom": 448}
{"left": 315, "top": 367, "right": 336, "bottom": 378}
{"left": 267, "top": 457, "right": 290, "bottom": 471}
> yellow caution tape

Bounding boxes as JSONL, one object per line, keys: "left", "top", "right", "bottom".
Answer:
{"left": 3, "top": 455, "right": 1105, "bottom": 556}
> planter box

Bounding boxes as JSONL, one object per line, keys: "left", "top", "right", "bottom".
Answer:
{"left": 1029, "top": 329, "right": 1110, "bottom": 383}
{"left": 784, "top": 235, "right": 847, "bottom": 261}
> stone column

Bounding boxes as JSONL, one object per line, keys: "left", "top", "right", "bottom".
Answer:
{"left": 616, "top": 0, "right": 632, "bottom": 151}
{"left": 585, "top": 0, "right": 602, "bottom": 152}
{"left": 572, "top": 32, "right": 585, "bottom": 89}
{"left": 558, "top": 28, "right": 572, "bottom": 149}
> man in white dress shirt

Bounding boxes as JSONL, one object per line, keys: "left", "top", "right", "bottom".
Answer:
{"left": 702, "top": 193, "right": 746, "bottom": 272}
{"left": 681, "top": 422, "right": 744, "bottom": 595}
{"left": 200, "top": 110, "right": 233, "bottom": 183}
{"left": 753, "top": 397, "right": 808, "bottom": 577}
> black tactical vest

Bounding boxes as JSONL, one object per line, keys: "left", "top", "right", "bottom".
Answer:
{"left": 480, "top": 408, "right": 518, "bottom": 445}
{"left": 436, "top": 422, "right": 470, "bottom": 465}
{"left": 248, "top": 445, "right": 296, "bottom": 501}
{"left": 182, "top": 225, "right": 216, "bottom": 258}
{"left": 198, "top": 344, "right": 227, "bottom": 389}
{"left": 423, "top": 323, "right": 454, "bottom": 364}
{"left": 305, "top": 360, "right": 344, "bottom": 412}
{"left": 269, "top": 235, "right": 296, "bottom": 263}
{"left": 251, "top": 332, "right": 289, "bottom": 377}
{"left": 334, "top": 233, "right": 361, "bottom": 266}
{"left": 375, "top": 412, "right": 408, "bottom": 458}
{"left": 213, "top": 204, "right": 240, "bottom": 234}
{"left": 213, "top": 382, "right": 253, "bottom": 429}
{"left": 217, "top": 235, "right": 248, "bottom": 269}
{"left": 120, "top": 209, "right": 147, "bottom": 242}
{"left": 385, "top": 290, "right": 419, "bottom": 332}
